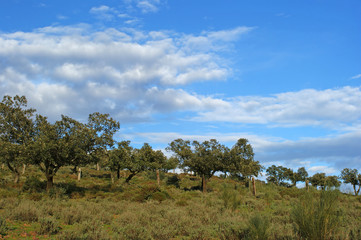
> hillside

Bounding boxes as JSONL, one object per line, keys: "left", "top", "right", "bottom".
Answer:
{"left": 0, "top": 165, "right": 360, "bottom": 239}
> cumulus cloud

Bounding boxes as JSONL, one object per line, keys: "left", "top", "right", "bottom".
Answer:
{"left": 0, "top": 25, "right": 247, "bottom": 122}
{"left": 193, "top": 86, "right": 361, "bottom": 129}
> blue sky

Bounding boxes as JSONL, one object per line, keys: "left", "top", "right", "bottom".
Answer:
{"left": 1, "top": 0, "right": 361, "bottom": 179}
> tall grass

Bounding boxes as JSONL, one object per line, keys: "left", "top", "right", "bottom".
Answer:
{"left": 292, "top": 190, "right": 341, "bottom": 240}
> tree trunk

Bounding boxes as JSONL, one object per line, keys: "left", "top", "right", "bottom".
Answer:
{"left": 22, "top": 164, "right": 26, "bottom": 174}
{"left": 77, "top": 168, "right": 82, "bottom": 181}
{"left": 1, "top": 164, "right": 4, "bottom": 170}
{"left": 46, "top": 175, "right": 54, "bottom": 191}
{"left": 13, "top": 172, "right": 20, "bottom": 184}
{"left": 117, "top": 168, "right": 120, "bottom": 179}
{"left": 96, "top": 163, "right": 100, "bottom": 171}
{"left": 125, "top": 172, "right": 136, "bottom": 183}
{"left": 353, "top": 185, "right": 360, "bottom": 196}
{"left": 111, "top": 172, "right": 115, "bottom": 184}
{"left": 305, "top": 180, "right": 309, "bottom": 192}
{"left": 202, "top": 175, "right": 207, "bottom": 193}
{"left": 156, "top": 169, "right": 160, "bottom": 187}
{"left": 173, "top": 168, "right": 175, "bottom": 174}
{"left": 252, "top": 177, "right": 256, "bottom": 196}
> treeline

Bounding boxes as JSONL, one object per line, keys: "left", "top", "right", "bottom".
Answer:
{"left": 1, "top": 95, "right": 361, "bottom": 195}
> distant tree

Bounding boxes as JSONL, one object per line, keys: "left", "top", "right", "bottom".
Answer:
{"left": 87, "top": 112, "right": 120, "bottom": 170}
{"left": 266, "top": 165, "right": 292, "bottom": 186}
{"left": 340, "top": 168, "right": 361, "bottom": 196}
{"left": 151, "top": 150, "right": 167, "bottom": 186}
{"left": 167, "top": 138, "right": 227, "bottom": 193}
{"left": 108, "top": 141, "right": 133, "bottom": 180}
{"left": 227, "top": 138, "right": 262, "bottom": 180}
{"left": 309, "top": 173, "right": 340, "bottom": 190}
{"left": 288, "top": 167, "right": 309, "bottom": 187}
{"left": 166, "top": 138, "right": 193, "bottom": 173}
{"left": 121, "top": 143, "right": 162, "bottom": 183}
{"left": 0, "top": 95, "right": 35, "bottom": 183}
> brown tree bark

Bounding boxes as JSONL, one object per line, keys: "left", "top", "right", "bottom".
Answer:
{"left": 46, "top": 174, "right": 54, "bottom": 191}
{"left": 202, "top": 175, "right": 207, "bottom": 193}
{"left": 156, "top": 169, "right": 160, "bottom": 187}
{"left": 306, "top": 180, "right": 309, "bottom": 192}
{"left": 77, "top": 168, "right": 82, "bottom": 181}
{"left": 13, "top": 172, "right": 20, "bottom": 184}
{"left": 252, "top": 177, "right": 256, "bottom": 196}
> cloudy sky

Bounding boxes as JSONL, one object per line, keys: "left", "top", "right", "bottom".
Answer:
{"left": 1, "top": 0, "right": 361, "bottom": 177}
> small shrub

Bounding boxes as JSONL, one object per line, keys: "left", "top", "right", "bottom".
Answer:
{"left": 38, "top": 216, "right": 60, "bottom": 235}
{"left": 0, "top": 217, "right": 8, "bottom": 236}
{"left": 58, "top": 220, "right": 110, "bottom": 240}
{"left": 175, "top": 199, "right": 188, "bottom": 206}
{"left": 9, "top": 200, "right": 40, "bottom": 222}
{"left": 22, "top": 176, "right": 46, "bottom": 193}
{"left": 166, "top": 175, "right": 180, "bottom": 188}
{"left": 150, "top": 191, "right": 170, "bottom": 202}
{"left": 220, "top": 184, "right": 241, "bottom": 211}
{"left": 247, "top": 214, "right": 270, "bottom": 240}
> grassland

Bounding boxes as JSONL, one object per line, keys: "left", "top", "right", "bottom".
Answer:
{"left": 0, "top": 166, "right": 360, "bottom": 239}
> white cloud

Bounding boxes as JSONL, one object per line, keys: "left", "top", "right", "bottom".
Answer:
{"left": 308, "top": 166, "right": 337, "bottom": 175}
{"left": 193, "top": 86, "right": 361, "bottom": 129}
{"left": 137, "top": 0, "right": 160, "bottom": 13}
{"left": 0, "top": 25, "right": 246, "bottom": 122}
{"left": 351, "top": 74, "right": 361, "bottom": 80}
{"left": 89, "top": 5, "right": 118, "bottom": 21}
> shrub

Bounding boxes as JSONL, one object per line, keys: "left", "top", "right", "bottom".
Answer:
{"left": 220, "top": 184, "right": 241, "bottom": 211}
{"left": 166, "top": 175, "right": 180, "bottom": 188}
{"left": 38, "top": 216, "right": 60, "bottom": 235}
{"left": 8, "top": 200, "right": 40, "bottom": 222}
{"left": 22, "top": 176, "right": 46, "bottom": 193}
{"left": 0, "top": 217, "right": 8, "bottom": 236}
{"left": 292, "top": 190, "right": 341, "bottom": 240}
{"left": 247, "top": 214, "right": 270, "bottom": 240}
{"left": 58, "top": 220, "right": 110, "bottom": 240}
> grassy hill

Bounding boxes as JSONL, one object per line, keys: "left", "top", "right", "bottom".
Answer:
{"left": 0, "top": 165, "right": 360, "bottom": 239}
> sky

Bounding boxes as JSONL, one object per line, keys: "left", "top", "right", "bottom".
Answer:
{"left": 1, "top": 0, "right": 361, "bottom": 181}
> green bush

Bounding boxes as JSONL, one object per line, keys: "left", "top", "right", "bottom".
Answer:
{"left": 58, "top": 220, "right": 110, "bottom": 240}
{"left": 166, "top": 175, "right": 180, "bottom": 188}
{"left": 22, "top": 176, "right": 46, "bottom": 193}
{"left": 220, "top": 184, "right": 241, "bottom": 211}
{"left": 38, "top": 216, "right": 60, "bottom": 235}
{"left": 247, "top": 213, "right": 270, "bottom": 240}
{"left": 8, "top": 200, "right": 41, "bottom": 222}
{"left": 292, "top": 190, "right": 342, "bottom": 240}
{"left": 0, "top": 217, "right": 8, "bottom": 236}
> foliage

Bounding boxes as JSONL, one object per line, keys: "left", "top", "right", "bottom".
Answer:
{"left": 266, "top": 165, "right": 292, "bottom": 186}
{"left": 38, "top": 216, "right": 60, "bottom": 235}
{"left": 0, "top": 216, "right": 8, "bottom": 236}
{"left": 309, "top": 172, "right": 341, "bottom": 190}
{"left": 220, "top": 184, "right": 241, "bottom": 211}
{"left": 288, "top": 167, "right": 308, "bottom": 186}
{"left": 247, "top": 214, "right": 270, "bottom": 240}
{"left": 292, "top": 190, "right": 342, "bottom": 240}
{"left": 226, "top": 138, "right": 262, "bottom": 180}
{"left": 0, "top": 95, "right": 35, "bottom": 183}
{"left": 340, "top": 168, "right": 361, "bottom": 195}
